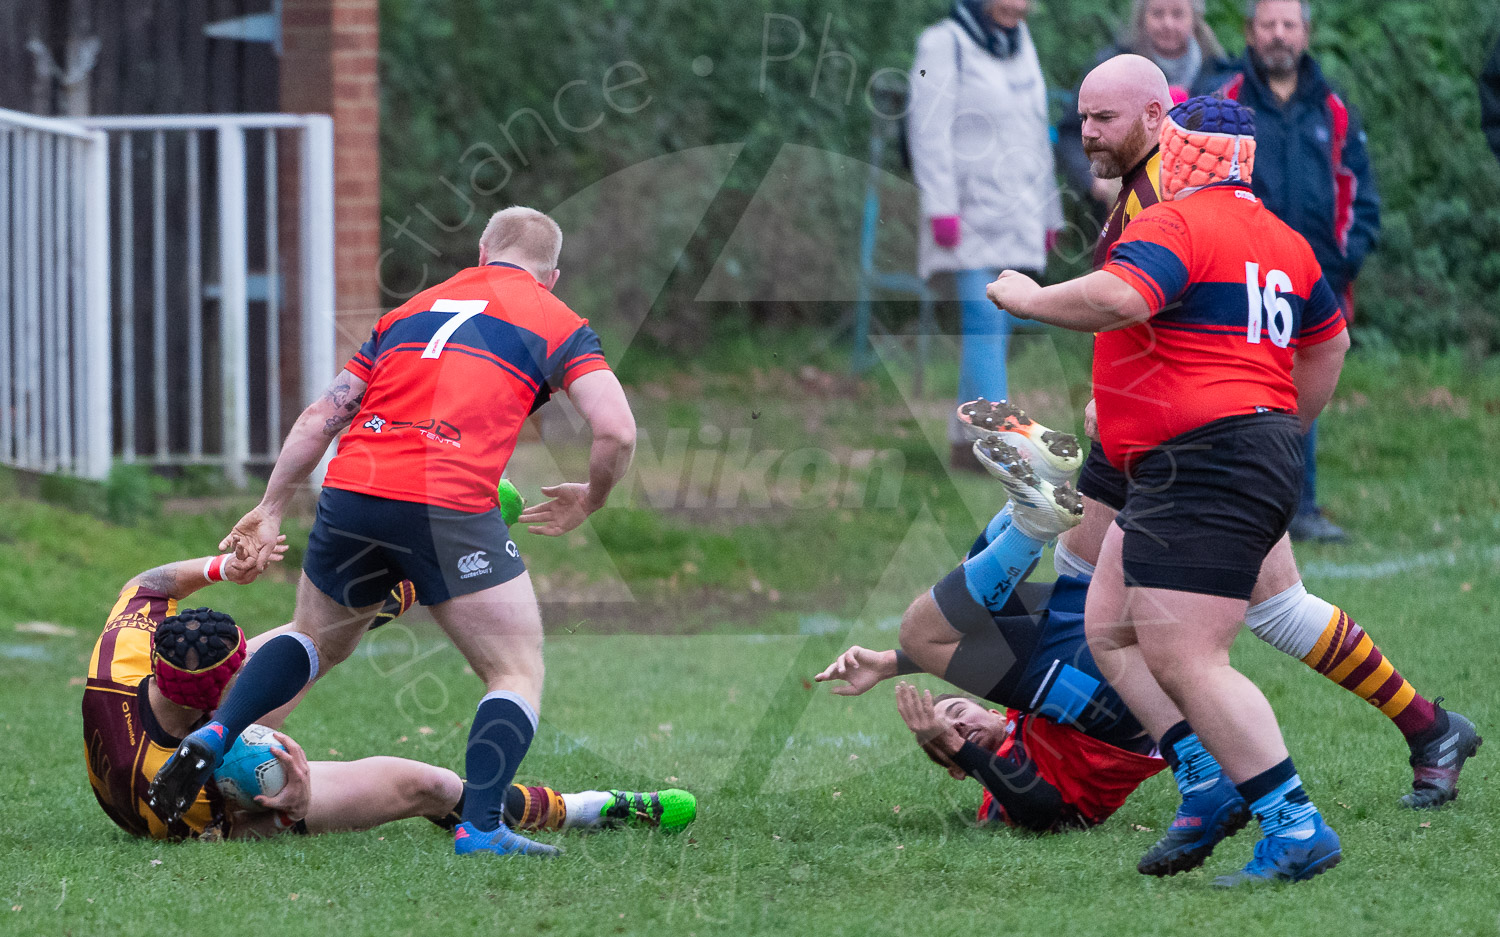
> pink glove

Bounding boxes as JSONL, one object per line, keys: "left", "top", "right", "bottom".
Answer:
{"left": 931, "top": 215, "right": 961, "bottom": 249}
{"left": 1045, "top": 229, "right": 1060, "bottom": 254}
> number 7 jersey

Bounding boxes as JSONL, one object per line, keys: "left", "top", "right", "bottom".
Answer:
{"left": 1095, "top": 183, "right": 1347, "bottom": 469}
{"left": 324, "top": 262, "right": 612, "bottom": 511}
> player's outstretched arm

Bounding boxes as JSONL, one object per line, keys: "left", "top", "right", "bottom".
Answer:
{"left": 222, "top": 369, "right": 368, "bottom": 569}
{"left": 127, "top": 538, "right": 290, "bottom": 600}
{"left": 1290, "top": 327, "right": 1350, "bottom": 432}
{"left": 520, "top": 370, "right": 637, "bottom": 537}
{"left": 989, "top": 269, "right": 1151, "bottom": 333}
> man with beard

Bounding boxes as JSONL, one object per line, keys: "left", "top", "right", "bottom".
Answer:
{"left": 1219, "top": 0, "right": 1381, "bottom": 543}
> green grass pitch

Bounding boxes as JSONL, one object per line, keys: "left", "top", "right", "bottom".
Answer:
{"left": 0, "top": 348, "right": 1497, "bottom": 936}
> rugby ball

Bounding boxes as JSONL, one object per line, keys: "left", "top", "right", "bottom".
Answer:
{"left": 212, "top": 723, "right": 287, "bottom": 809}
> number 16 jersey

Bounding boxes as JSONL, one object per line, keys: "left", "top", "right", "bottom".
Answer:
{"left": 1095, "top": 183, "right": 1347, "bottom": 469}
{"left": 324, "top": 262, "right": 612, "bottom": 511}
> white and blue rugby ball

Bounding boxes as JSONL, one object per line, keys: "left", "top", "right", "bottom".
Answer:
{"left": 212, "top": 723, "right": 287, "bottom": 809}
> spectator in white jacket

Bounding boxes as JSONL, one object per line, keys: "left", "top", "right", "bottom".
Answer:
{"left": 908, "top": 0, "right": 1063, "bottom": 471}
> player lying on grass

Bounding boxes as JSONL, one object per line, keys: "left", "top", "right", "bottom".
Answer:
{"left": 83, "top": 549, "right": 695, "bottom": 841}
{"left": 818, "top": 550, "right": 1166, "bottom": 833}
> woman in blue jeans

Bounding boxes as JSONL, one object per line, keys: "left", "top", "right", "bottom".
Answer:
{"left": 907, "top": 0, "right": 1062, "bottom": 470}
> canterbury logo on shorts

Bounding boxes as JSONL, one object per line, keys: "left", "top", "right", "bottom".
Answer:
{"left": 456, "top": 551, "right": 492, "bottom": 579}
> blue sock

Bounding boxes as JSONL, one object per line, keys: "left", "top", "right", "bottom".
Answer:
{"left": 208, "top": 633, "right": 319, "bottom": 744}
{"left": 983, "top": 504, "right": 1014, "bottom": 544}
{"left": 1160, "top": 721, "right": 1225, "bottom": 798}
{"left": 960, "top": 522, "right": 1045, "bottom": 612}
{"left": 461, "top": 691, "right": 538, "bottom": 831}
{"left": 1236, "top": 757, "right": 1320, "bottom": 840}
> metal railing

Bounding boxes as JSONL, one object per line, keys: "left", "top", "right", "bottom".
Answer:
{"left": 0, "top": 109, "right": 111, "bottom": 479}
{"left": 0, "top": 108, "right": 335, "bottom": 487}
{"left": 79, "top": 114, "right": 335, "bottom": 487}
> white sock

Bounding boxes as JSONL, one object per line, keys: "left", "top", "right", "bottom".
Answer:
{"left": 1052, "top": 539, "right": 1096, "bottom": 580}
{"left": 560, "top": 790, "right": 614, "bottom": 829}
{"left": 1244, "top": 582, "right": 1336, "bottom": 660}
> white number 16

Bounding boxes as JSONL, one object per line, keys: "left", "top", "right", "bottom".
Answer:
{"left": 1244, "top": 262, "right": 1293, "bottom": 348}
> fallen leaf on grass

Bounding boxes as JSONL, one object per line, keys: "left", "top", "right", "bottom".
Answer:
{"left": 832, "top": 791, "right": 842, "bottom": 799}
{"left": 848, "top": 754, "right": 858, "bottom": 762}
{"left": 149, "top": 859, "right": 162, "bottom": 866}
{"left": 1420, "top": 822, "right": 1431, "bottom": 829}
{"left": 1336, "top": 801, "right": 1351, "bottom": 810}
{"left": 418, "top": 726, "right": 434, "bottom": 735}
{"left": 328, "top": 749, "right": 339, "bottom": 756}
{"left": 1131, "top": 824, "right": 1154, "bottom": 833}
{"left": 68, "top": 677, "right": 86, "bottom": 686}
{"left": 892, "top": 805, "right": 901, "bottom": 814}
{"left": 289, "top": 894, "right": 298, "bottom": 901}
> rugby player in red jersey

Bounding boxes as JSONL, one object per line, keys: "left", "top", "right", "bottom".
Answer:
{"left": 148, "top": 207, "right": 637, "bottom": 858}
{"left": 87, "top": 550, "right": 694, "bottom": 841}
{"left": 1035, "top": 56, "right": 1481, "bottom": 860}
{"left": 986, "top": 95, "right": 1350, "bottom": 886}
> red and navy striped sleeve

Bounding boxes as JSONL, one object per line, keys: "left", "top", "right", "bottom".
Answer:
{"left": 544, "top": 324, "right": 610, "bottom": 391}
{"left": 1297, "top": 275, "right": 1347, "bottom": 347}
{"left": 1102, "top": 208, "right": 1192, "bottom": 314}
{"left": 345, "top": 325, "right": 382, "bottom": 381}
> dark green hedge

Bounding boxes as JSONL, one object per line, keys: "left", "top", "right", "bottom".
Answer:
{"left": 380, "top": 0, "right": 1500, "bottom": 353}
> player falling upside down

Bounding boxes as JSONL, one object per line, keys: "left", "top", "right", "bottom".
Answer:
{"left": 149, "top": 207, "right": 638, "bottom": 858}
{"left": 817, "top": 500, "right": 1167, "bottom": 833}
{"left": 85, "top": 547, "right": 695, "bottom": 840}
{"left": 821, "top": 379, "right": 1477, "bottom": 859}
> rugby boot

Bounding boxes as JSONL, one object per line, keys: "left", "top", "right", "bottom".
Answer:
{"left": 1212, "top": 815, "right": 1342, "bottom": 888}
{"left": 1138, "top": 773, "right": 1251, "bottom": 877}
{"left": 957, "top": 398, "right": 1082, "bottom": 486}
{"left": 454, "top": 821, "right": 560, "bottom": 857}
{"left": 1402, "top": 704, "right": 1482, "bottom": 809}
{"left": 146, "top": 723, "right": 228, "bottom": 823}
{"left": 972, "top": 436, "right": 1083, "bottom": 540}
{"left": 601, "top": 789, "right": 698, "bottom": 833}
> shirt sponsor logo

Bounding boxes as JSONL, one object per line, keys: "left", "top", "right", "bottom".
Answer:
{"left": 392, "top": 417, "right": 462, "bottom": 448}
{"left": 457, "top": 551, "right": 492, "bottom": 579}
{"left": 363, "top": 415, "right": 387, "bottom": 433}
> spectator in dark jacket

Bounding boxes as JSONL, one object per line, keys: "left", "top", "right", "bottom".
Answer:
{"left": 1482, "top": 35, "right": 1500, "bottom": 164}
{"left": 1058, "top": 0, "right": 1236, "bottom": 207}
{"left": 1219, "top": 0, "right": 1380, "bottom": 543}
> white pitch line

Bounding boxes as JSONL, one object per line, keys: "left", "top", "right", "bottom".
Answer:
{"left": 1300, "top": 544, "right": 1500, "bottom": 581}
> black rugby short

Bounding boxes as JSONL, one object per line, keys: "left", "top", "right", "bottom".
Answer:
{"left": 1114, "top": 412, "right": 1302, "bottom": 601}
{"left": 303, "top": 487, "right": 526, "bottom": 608}
{"left": 1077, "top": 444, "right": 1129, "bottom": 512}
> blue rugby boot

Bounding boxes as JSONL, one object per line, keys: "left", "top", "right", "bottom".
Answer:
{"left": 454, "top": 821, "right": 561, "bottom": 857}
{"left": 1138, "top": 772, "right": 1251, "bottom": 876}
{"left": 146, "top": 722, "right": 229, "bottom": 823}
{"left": 1212, "top": 815, "right": 1342, "bottom": 887}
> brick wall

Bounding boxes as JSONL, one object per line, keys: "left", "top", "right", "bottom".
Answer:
{"left": 280, "top": 0, "right": 381, "bottom": 365}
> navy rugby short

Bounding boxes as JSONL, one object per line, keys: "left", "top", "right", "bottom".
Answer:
{"left": 303, "top": 487, "right": 526, "bottom": 608}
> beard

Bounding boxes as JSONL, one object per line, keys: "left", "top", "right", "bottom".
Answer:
{"left": 1255, "top": 43, "right": 1299, "bottom": 77}
{"left": 1086, "top": 117, "right": 1153, "bottom": 180}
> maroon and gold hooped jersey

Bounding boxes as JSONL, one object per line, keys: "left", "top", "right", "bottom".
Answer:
{"left": 82, "top": 586, "right": 227, "bottom": 840}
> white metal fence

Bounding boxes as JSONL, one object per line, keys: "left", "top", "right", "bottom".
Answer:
{"left": 0, "top": 108, "right": 335, "bottom": 486}
{"left": 0, "top": 109, "right": 111, "bottom": 479}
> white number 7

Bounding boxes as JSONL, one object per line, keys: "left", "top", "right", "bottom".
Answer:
{"left": 1244, "top": 262, "right": 1293, "bottom": 349}
{"left": 422, "top": 299, "right": 490, "bottom": 359}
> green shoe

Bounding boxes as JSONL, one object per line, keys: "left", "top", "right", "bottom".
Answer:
{"left": 603, "top": 789, "right": 697, "bottom": 833}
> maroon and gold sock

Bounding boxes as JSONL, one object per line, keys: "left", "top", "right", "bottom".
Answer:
{"left": 1301, "top": 608, "right": 1438, "bottom": 743}
{"left": 502, "top": 784, "right": 567, "bottom": 831}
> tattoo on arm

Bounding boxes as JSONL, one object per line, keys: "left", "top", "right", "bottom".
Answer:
{"left": 321, "top": 380, "right": 366, "bottom": 437}
{"left": 135, "top": 564, "right": 182, "bottom": 597}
